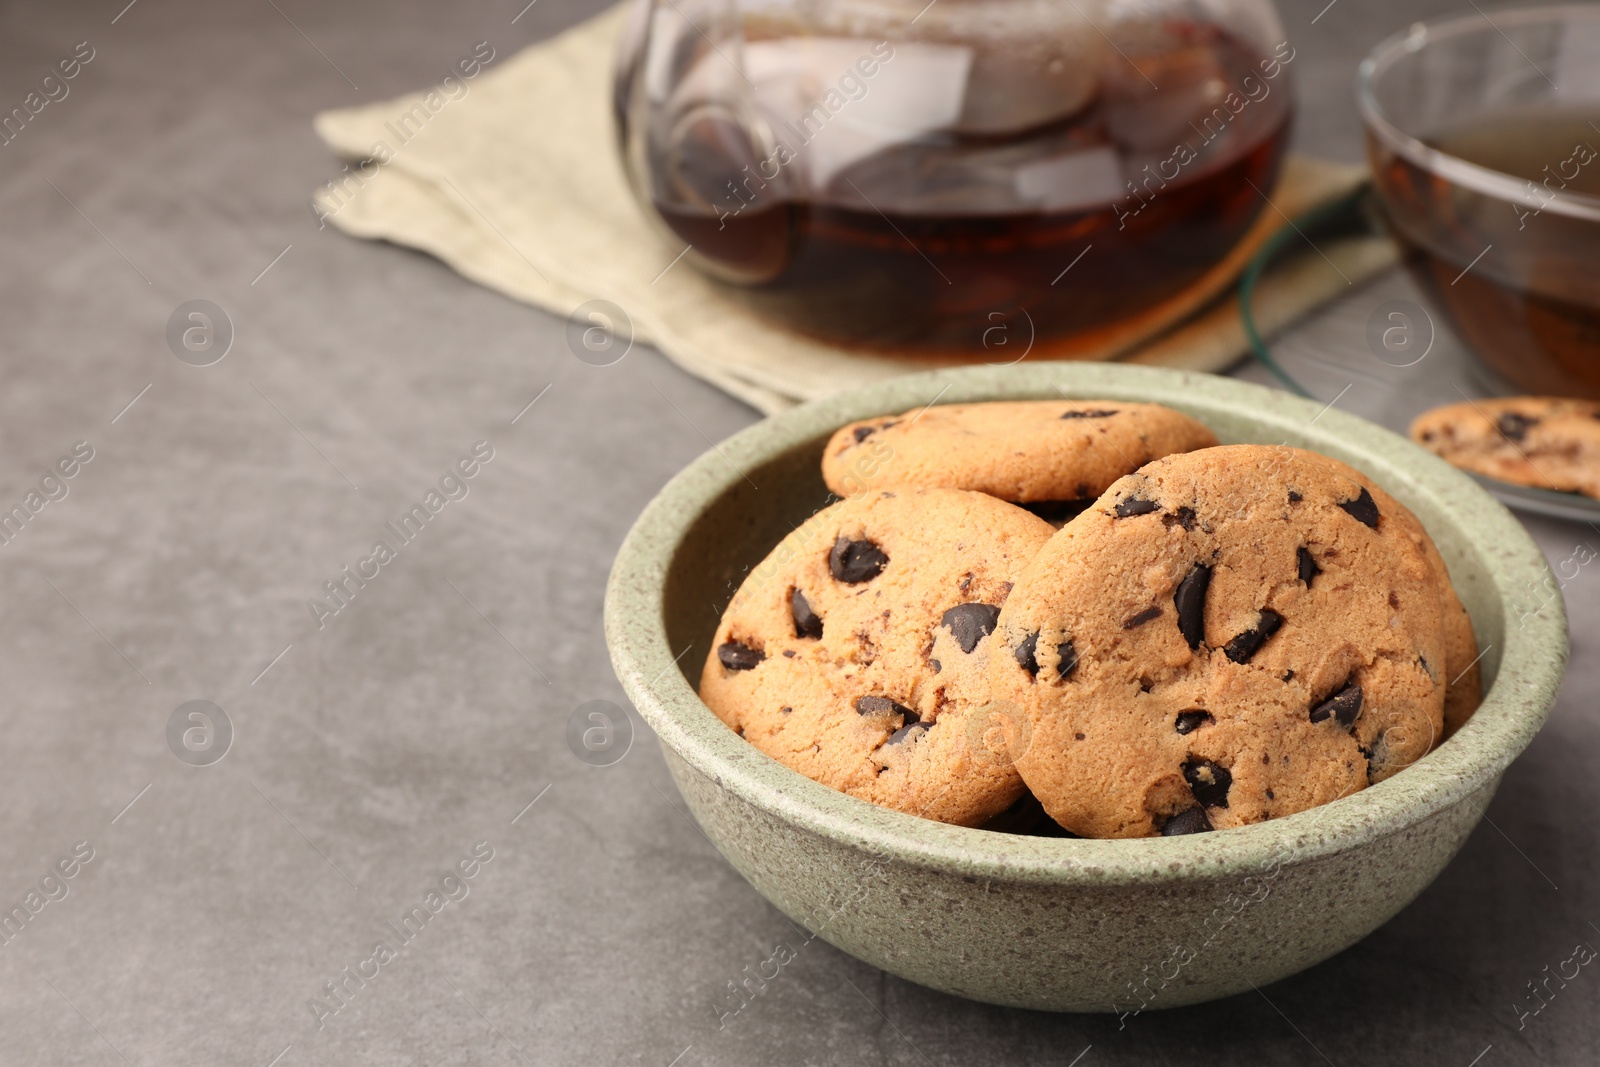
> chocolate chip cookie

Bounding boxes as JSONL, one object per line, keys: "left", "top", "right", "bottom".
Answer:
{"left": 1411, "top": 397, "right": 1600, "bottom": 500}
{"left": 990, "top": 445, "right": 1455, "bottom": 839}
{"left": 821, "top": 401, "right": 1219, "bottom": 521}
{"left": 700, "top": 488, "right": 1054, "bottom": 826}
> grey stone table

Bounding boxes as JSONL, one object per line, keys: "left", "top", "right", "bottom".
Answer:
{"left": 0, "top": 0, "right": 1592, "bottom": 1064}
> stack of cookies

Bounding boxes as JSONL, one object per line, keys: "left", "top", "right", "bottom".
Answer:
{"left": 700, "top": 401, "right": 1481, "bottom": 838}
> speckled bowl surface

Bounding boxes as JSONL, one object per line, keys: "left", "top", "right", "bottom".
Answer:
{"left": 604, "top": 364, "right": 1567, "bottom": 1012}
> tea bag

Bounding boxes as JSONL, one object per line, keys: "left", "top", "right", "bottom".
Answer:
{"left": 767, "top": 0, "right": 1124, "bottom": 210}
{"left": 802, "top": 0, "right": 1110, "bottom": 135}
{"left": 742, "top": 35, "right": 971, "bottom": 188}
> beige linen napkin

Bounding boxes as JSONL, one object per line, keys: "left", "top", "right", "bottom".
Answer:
{"left": 312, "top": 4, "right": 1395, "bottom": 415}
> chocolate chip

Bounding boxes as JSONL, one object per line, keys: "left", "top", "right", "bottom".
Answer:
{"left": 855, "top": 695, "right": 918, "bottom": 722}
{"left": 1297, "top": 546, "right": 1321, "bottom": 587}
{"left": 929, "top": 658, "right": 941, "bottom": 673}
{"left": 1497, "top": 412, "right": 1539, "bottom": 442}
{"left": 1224, "top": 609, "right": 1284, "bottom": 664}
{"left": 830, "top": 536, "right": 888, "bottom": 583}
{"left": 1365, "top": 730, "right": 1406, "bottom": 779}
{"left": 1160, "top": 807, "right": 1213, "bottom": 836}
{"left": 884, "top": 722, "right": 929, "bottom": 746}
{"left": 1019, "top": 499, "right": 1094, "bottom": 523}
{"left": 1015, "top": 631, "right": 1040, "bottom": 674}
{"left": 1174, "top": 564, "right": 1212, "bottom": 650}
{"left": 791, "top": 589, "right": 823, "bottom": 639}
{"left": 1123, "top": 606, "right": 1162, "bottom": 629}
{"left": 850, "top": 419, "right": 898, "bottom": 443}
{"left": 1162, "top": 507, "right": 1197, "bottom": 531}
{"left": 1282, "top": 669, "right": 1294, "bottom": 681}
{"left": 718, "top": 640, "right": 765, "bottom": 671}
{"left": 1310, "top": 682, "right": 1363, "bottom": 727}
{"left": 1338, "top": 487, "right": 1380, "bottom": 528}
{"left": 782, "top": 649, "right": 796, "bottom": 658}
{"left": 1014, "top": 632, "right": 1077, "bottom": 679}
{"left": 1061, "top": 408, "right": 1119, "bottom": 419}
{"left": 780, "top": 706, "right": 792, "bottom": 714}
{"left": 941, "top": 603, "right": 1001, "bottom": 654}
{"left": 1114, "top": 495, "right": 1160, "bottom": 518}
{"left": 1174, "top": 710, "right": 1213, "bottom": 735}
{"left": 1183, "top": 758, "right": 1232, "bottom": 808}
{"left": 1075, "top": 732, "right": 1086, "bottom": 740}
{"left": 1288, "top": 490, "right": 1303, "bottom": 503}
{"left": 1057, "top": 640, "right": 1079, "bottom": 680}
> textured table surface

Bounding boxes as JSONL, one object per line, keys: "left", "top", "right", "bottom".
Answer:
{"left": 0, "top": 1, "right": 1593, "bottom": 1064}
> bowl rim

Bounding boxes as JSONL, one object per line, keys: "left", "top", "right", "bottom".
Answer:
{"left": 1356, "top": 2, "right": 1600, "bottom": 224}
{"left": 605, "top": 364, "right": 1567, "bottom": 886}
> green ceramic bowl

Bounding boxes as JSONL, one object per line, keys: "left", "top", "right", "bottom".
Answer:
{"left": 604, "top": 364, "right": 1566, "bottom": 1012}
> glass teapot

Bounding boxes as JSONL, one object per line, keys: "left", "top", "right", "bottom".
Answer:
{"left": 614, "top": 0, "right": 1294, "bottom": 352}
